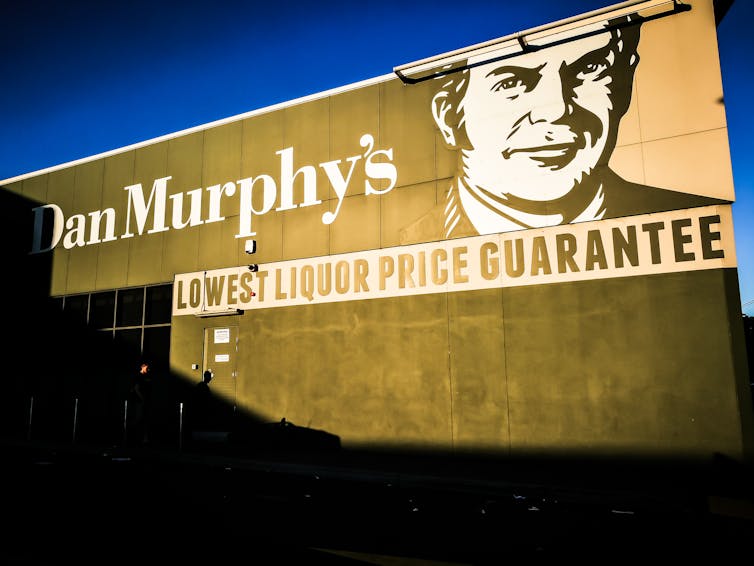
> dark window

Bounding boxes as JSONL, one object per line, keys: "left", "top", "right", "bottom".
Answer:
{"left": 90, "top": 291, "right": 116, "bottom": 328}
{"left": 116, "top": 288, "right": 144, "bottom": 328}
{"left": 113, "top": 328, "right": 142, "bottom": 361}
{"left": 145, "top": 284, "right": 172, "bottom": 325}
{"left": 144, "top": 326, "right": 171, "bottom": 372}
{"left": 62, "top": 285, "right": 171, "bottom": 365}
{"left": 63, "top": 294, "right": 88, "bottom": 326}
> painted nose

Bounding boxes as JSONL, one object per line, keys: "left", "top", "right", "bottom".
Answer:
{"left": 526, "top": 69, "right": 568, "bottom": 124}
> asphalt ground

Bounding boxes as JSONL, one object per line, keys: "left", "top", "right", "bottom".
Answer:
{"left": 2, "top": 437, "right": 753, "bottom": 564}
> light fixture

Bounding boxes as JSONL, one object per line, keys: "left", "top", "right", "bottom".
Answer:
{"left": 248, "top": 264, "right": 259, "bottom": 272}
{"left": 244, "top": 240, "right": 257, "bottom": 254}
{"left": 392, "top": 0, "right": 688, "bottom": 84}
{"left": 194, "top": 309, "right": 244, "bottom": 318}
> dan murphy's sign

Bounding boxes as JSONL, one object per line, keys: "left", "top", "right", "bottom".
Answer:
{"left": 29, "top": 134, "right": 396, "bottom": 253}
{"left": 24, "top": 2, "right": 732, "bottom": 267}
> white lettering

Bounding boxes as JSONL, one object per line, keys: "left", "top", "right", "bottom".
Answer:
{"left": 276, "top": 147, "right": 320, "bottom": 211}
{"left": 320, "top": 156, "right": 361, "bottom": 225}
{"left": 30, "top": 204, "right": 65, "bottom": 254}
{"left": 30, "top": 136, "right": 397, "bottom": 253}
{"left": 63, "top": 214, "right": 87, "bottom": 249}
{"left": 236, "top": 175, "right": 276, "bottom": 239}
{"left": 361, "top": 134, "right": 397, "bottom": 195}
{"left": 122, "top": 176, "right": 172, "bottom": 238}
{"left": 88, "top": 209, "right": 117, "bottom": 244}
{"left": 170, "top": 188, "right": 204, "bottom": 229}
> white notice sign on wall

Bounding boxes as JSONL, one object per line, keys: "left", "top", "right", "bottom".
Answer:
{"left": 214, "top": 328, "right": 230, "bottom": 344}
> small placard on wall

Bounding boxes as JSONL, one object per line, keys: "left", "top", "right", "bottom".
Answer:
{"left": 214, "top": 354, "right": 230, "bottom": 363}
{"left": 214, "top": 328, "right": 230, "bottom": 344}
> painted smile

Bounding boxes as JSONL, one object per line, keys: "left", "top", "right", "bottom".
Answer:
{"left": 502, "top": 143, "right": 577, "bottom": 169}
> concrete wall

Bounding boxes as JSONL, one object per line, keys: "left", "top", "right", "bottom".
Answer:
{"left": 169, "top": 267, "right": 753, "bottom": 459}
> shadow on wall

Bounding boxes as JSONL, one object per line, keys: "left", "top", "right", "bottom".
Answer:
{"left": 0, "top": 189, "right": 178, "bottom": 444}
{"left": 744, "top": 315, "right": 754, "bottom": 407}
{"left": 0, "top": 188, "right": 147, "bottom": 444}
{"left": 0, "top": 186, "right": 339, "bottom": 451}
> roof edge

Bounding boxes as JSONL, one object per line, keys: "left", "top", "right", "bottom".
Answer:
{"left": 714, "top": 0, "right": 734, "bottom": 25}
{"left": 0, "top": 72, "right": 396, "bottom": 187}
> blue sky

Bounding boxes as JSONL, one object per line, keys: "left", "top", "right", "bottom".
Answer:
{"left": 1, "top": 0, "right": 752, "bottom": 314}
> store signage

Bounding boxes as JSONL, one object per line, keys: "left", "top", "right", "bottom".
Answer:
{"left": 29, "top": 134, "right": 396, "bottom": 254}
{"left": 173, "top": 204, "right": 735, "bottom": 316}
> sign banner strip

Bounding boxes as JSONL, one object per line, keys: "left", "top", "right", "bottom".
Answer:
{"left": 173, "top": 205, "right": 736, "bottom": 316}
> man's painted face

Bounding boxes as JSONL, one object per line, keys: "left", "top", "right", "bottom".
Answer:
{"left": 459, "top": 31, "right": 623, "bottom": 202}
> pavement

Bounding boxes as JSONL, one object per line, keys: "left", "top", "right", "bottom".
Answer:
{"left": 2, "top": 435, "right": 753, "bottom": 564}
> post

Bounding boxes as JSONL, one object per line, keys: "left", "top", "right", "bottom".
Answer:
{"left": 27, "top": 396, "right": 34, "bottom": 442}
{"left": 72, "top": 397, "right": 79, "bottom": 444}
{"left": 178, "top": 402, "right": 184, "bottom": 452}
{"left": 123, "top": 398, "right": 128, "bottom": 445}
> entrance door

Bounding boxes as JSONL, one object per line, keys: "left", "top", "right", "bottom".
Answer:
{"left": 202, "top": 325, "right": 239, "bottom": 428}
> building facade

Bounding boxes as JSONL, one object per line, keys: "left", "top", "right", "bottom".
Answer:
{"left": 2, "top": 0, "right": 752, "bottom": 461}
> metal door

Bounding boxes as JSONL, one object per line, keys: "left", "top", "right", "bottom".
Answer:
{"left": 202, "top": 325, "right": 239, "bottom": 426}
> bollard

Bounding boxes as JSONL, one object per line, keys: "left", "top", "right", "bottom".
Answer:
{"left": 27, "top": 396, "right": 34, "bottom": 442}
{"left": 123, "top": 399, "right": 128, "bottom": 445}
{"left": 72, "top": 397, "right": 79, "bottom": 444}
{"left": 178, "top": 402, "right": 184, "bottom": 452}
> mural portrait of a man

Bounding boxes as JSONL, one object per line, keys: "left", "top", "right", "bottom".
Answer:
{"left": 431, "top": 14, "right": 722, "bottom": 238}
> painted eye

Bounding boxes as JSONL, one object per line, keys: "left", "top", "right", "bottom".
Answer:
{"left": 491, "top": 75, "right": 528, "bottom": 97}
{"left": 486, "top": 66, "right": 541, "bottom": 95}
{"left": 576, "top": 59, "right": 609, "bottom": 80}
{"left": 494, "top": 77, "right": 524, "bottom": 91}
